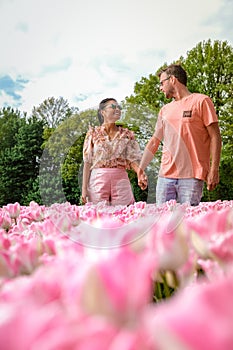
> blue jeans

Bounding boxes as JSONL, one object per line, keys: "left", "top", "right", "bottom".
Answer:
{"left": 156, "top": 177, "right": 204, "bottom": 206}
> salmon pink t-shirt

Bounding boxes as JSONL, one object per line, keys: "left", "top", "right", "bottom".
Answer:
{"left": 151, "top": 93, "right": 218, "bottom": 180}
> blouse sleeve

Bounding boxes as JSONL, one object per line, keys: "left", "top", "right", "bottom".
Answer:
{"left": 125, "top": 130, "right": 142, "bottom": 165}
{"left": 83, "top": 127, "right": 93, "bottom": 164}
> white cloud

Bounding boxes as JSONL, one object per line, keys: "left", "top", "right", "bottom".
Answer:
{"left": 0, "top": 90, "right": 19, "bottom": 109}
{"left": 0, "top": 0, "right": 232, "bottom": 114}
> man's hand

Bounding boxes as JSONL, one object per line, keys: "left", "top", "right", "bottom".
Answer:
{"left": 206, "top": 168, "right": 220, "bottom": 191}
{"left": 137, "top": 168, "right": 148, "bottom": 190}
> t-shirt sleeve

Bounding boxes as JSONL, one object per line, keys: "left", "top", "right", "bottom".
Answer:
{"left": 202, "top": 96, "right": 218, "bottom": 126}
{"left": 153, "top": 112, "right": 164, "bottom": 141}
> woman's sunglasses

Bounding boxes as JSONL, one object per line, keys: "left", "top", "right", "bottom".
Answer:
{"left": 104, "top": 103, "right": 122, "bottom": 110}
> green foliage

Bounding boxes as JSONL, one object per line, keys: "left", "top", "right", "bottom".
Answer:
{"left": 39, "top": 108, "right": 98, "bottom": 205}
{"left": 121, "top": 102, "right": 157, "bottom": 148}
{"left": 61, "top": 133, "right": 86, "bottom": 204}
{"left": 153, "top": 279, "right": 176, "bottom": 302}
{"left": 126, "top": 74, "right": 166, "bottom": 112}
{"left": 128, "top": 170, "right": 148, "bottom": 203}
{"left": 20, "top": 177, "right": 43, "bottom": 205}
{"left": 0, "top": 107, "right": 23, "bottom": 151}
{"left": 181, "top": 40, "right": 233, "bottom": 107}
{"left": 202, "top": 158, "right": 233, "bottom": 201}
{"left": 0, "top": 111, "right": 44, "bottom": 205}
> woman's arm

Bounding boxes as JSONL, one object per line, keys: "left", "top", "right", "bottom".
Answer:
{"left": 82, "top": 127, "right": 94, "bottom": 204}
{"left": 81, "top": 162, "right": 91, "bottom": 204}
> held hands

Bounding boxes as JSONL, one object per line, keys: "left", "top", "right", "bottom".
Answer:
{"left": 137, "top": 168, "right": 148, "bottom": 191}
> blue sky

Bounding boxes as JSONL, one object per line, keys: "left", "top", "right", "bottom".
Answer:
{"left": 0, "top": 0, "right": 232, "bottom": 114}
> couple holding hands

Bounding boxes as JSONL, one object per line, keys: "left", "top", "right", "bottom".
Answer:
{"left": 81, "top": 65, "right": 221, "bottom": 207}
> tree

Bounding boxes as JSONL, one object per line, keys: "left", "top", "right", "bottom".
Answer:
{"left": 0, "top": 107, "right": 23, "bottom": 152}
{"left": 0, "top": 111, "right": 44, "bottom": 205}
{"left": 32, "top": 96, "right": 79, "bottom": 128}
{"left": 0, "top": 107, "right": 25, "bottom": 204}
{"left": 39, "top": 108, "right": 98, "bottom": 205}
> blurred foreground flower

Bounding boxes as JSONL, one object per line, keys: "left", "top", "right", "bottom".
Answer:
{"left": 0, "top": 200, "right": 232, "bottom": 349}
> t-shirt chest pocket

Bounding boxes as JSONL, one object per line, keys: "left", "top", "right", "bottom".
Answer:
{"left": 182, "top": 109, "right": 193, "bottom": 123}
{"left": 181, "top": 106, "right": 201, "bottom": 126}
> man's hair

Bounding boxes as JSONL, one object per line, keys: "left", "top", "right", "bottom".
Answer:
{"left": 97, "top": 98, "right": 117, "bottom": 125}
{"left": 158, "top": 64, "right": 187, "bottom": 86}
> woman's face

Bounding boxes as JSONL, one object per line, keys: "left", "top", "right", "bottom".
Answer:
{"left": 102, "top": 100, "right": 122, "bottom": 123}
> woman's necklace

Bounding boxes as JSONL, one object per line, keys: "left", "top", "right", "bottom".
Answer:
{"left": 104, "top": 125, "right": 119, "bottom": 140}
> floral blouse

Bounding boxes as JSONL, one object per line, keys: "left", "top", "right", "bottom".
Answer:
{"left": 83, "top": 125, "right": 142, "bottom": 170}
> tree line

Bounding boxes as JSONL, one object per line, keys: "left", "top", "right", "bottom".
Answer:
{"left": 0, "top": 39, "right": 232, "bottom": 206}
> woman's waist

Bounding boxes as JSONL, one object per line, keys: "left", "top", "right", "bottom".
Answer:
{"left": 92, "top": 165, "right": 126, "bottom": 169}
{"left": 91, "top": 158, "right": 131, "bottom": 170}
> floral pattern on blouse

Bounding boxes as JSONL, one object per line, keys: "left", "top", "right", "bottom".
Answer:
{"left": 83, "top": 125, "right": 142, "bottom": 170}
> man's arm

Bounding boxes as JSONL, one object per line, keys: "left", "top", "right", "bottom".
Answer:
{"left": 137, "top": 136, "right": 160, "bottom": 190}
{"left": 206, "top": 122, "right": 222, "bottom": 191}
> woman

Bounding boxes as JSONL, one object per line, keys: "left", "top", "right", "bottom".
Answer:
{"left": 82, "top": 98, "right": 146, "bottom": 206}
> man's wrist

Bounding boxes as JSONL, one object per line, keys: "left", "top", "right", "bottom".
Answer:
{"left": 137, "top": 167, "right": 144, "bottom": 175}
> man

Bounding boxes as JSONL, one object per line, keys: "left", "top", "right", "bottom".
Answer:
{"left": 137, "top": 64, "right": 222, "bottom": 206}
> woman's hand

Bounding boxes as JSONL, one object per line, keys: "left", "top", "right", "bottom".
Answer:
{"left": 81, "top": 190, "right": 88, "bottom": 205}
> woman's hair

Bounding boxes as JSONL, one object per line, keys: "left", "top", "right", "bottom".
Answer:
{"left": 158, "top": 64, "right": 187, "bottom": 86}
{"left": 97, "top": 98, "right": 117, "bottom": 125}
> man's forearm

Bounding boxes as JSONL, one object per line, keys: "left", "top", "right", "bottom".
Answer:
{"left": 139, "top": 136, "right": 160, "bottom": 170}
{"left": 209, "top": 123, "right": 222, "bottom": 170}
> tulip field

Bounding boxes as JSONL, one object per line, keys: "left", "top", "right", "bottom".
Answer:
{"left": 0, "top": 199, "right": 233, "bottom": 350}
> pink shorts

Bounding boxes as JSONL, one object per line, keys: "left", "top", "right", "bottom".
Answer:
{"left": 88, "top": 168, "right": 135, "bottom": 206}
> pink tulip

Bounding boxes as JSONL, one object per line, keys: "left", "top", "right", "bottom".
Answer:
{"left": 197, "top": 258, "right": 226, "bottom": 281}
{"left": 0, "top": 200, "right": 233, "bottom": 349}
{"left": 3, "top": 202, "right": 21, "bottom": 220}
{"left": 186, "top": 207, "right": 233, "bottom": 239}
{"left": 147, "top": 209, "right": 189, "bottom": 271}
{"left": 145, "top": 274, "right": 233, "bottom": 350}
{"left": 0, "top": 212, "right": 12, "bottom": 231}
{"left": 209, "top": 230, "right": 233, "bottom": 263}
{"left": 81, "top": 247, "right": 155, "bottom": 324}
{"left": 0, "top": 233, "right": 11, "bottom": 250}
{"left": 0, "top": 301, "right": 69, "bottom": 350}
{"left": 0, "top": 251, "right": 15, "bottom": 278}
